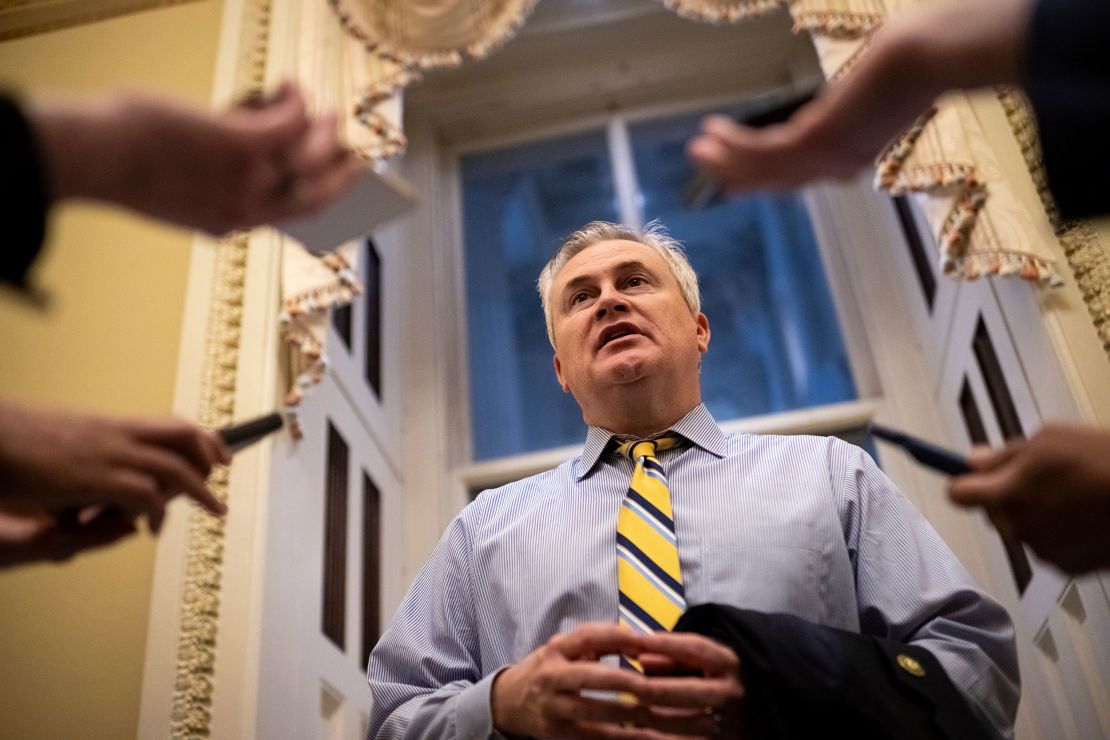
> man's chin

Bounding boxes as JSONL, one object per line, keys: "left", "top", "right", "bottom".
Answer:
{"left": 595, "top": 354, "right": 654, "bottom": 385}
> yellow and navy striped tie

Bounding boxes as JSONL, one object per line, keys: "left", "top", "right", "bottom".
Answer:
{"left": 615, "top": 435, "right": 685, "bottom": 672}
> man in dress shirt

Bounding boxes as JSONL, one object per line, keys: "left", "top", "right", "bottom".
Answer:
{"left": 367, "top": 221, "right": 1020, "bottom": 739}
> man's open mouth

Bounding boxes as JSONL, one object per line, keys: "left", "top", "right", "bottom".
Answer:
{"left": 598, "top": 322, "right": 641, "bottom": 349}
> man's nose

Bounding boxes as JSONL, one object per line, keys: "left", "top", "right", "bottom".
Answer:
{"left": 594, "top": 287, "right": 629, "bottom": 319}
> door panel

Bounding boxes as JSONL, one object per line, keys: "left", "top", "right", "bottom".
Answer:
{"left": 256, "top": 374, "right": 402, "bottom": 739}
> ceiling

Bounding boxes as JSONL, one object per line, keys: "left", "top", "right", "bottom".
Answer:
{"left": 406, "top": 0, "right": 823, "bottom": 146}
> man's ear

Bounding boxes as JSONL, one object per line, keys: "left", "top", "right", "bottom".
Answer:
{"left": 696, "top": 312, "right": 711, "bottom": 354}
{"left": 553, "top": 354, "right": 570, "bottom": 393}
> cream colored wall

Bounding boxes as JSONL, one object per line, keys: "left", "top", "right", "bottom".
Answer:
{"left": 0, "top": 3, "right": 222, "bottom": 738}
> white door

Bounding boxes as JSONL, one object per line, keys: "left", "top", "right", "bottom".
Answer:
{"left": 255, "top": 235, "right": 406, "bottom": 740}
{"left": 937, "top": 278, "right": 1110, "bottom": 740}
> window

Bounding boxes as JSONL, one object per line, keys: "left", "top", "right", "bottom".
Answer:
{"left": 332, "top": 299, "right": 352, "bottom": 351}
{"left": 972, "top": 318, "right": 1024, "bottom": 441}
{"left": 331, "top": 238, "right": 383, "bottom": 399}
{"left": 628, "top": 111, "right": 857, "bottom": 422}
{"left": 462, "top": 130, "right": 620, "bottom": 460}
{"left": 322, "top": 422, "right": 348, "bottom": 649}
{"left": 361, "top": 471, "right": 381, "bottom": 668}
{"left": 958, "top": 372, "right": 1032, "bottom": 595}
{"left": 364, "top": 240, "right": 383, "bottom": 398}
{"left": 892, "top": 196, "right": 936, "bottom": 312}
{"left": 461, "top": 106, "right": 857, "bottom": 461}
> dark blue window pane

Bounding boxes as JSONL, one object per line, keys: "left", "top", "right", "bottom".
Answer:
{"left": 628, "top": 112, "right": 857, "bottom": 420}
{"left": 462, "top": 130, "right": 620, "bottom": 460}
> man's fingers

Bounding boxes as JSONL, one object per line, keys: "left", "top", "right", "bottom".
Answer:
{"left": 279, "top": 155, "right": 361, "bottom": 220}
{"left": 550, "top": 663, "right": 646, "bottom": 695}
{"left": 40, "top": 509, "right": 136, "bottom": 561}
{"left": 120, "top": 444, "right": 226, "bottom": 516}
{"left": 0, "top": 509, "right": 54, "bottom": 541}
{"left": 950, "top": 440, "right": 1031, "bottom": 508}
{"left": 293, "top": 112, "right": 344, "bottom": 174}
{"left": 550, "top": 623, "right": 642, "bottom": 660}
{"left": 102, "top": 468, "right": 161, "bottom": 519}
{"left": 949, "top": 466, "right": 1018, "bottom": 509}
{"left": 687, "top": 135, "right": 743, "bottom": 179}
{"left": 633, "top": 675, "right": 741, "bottom": 708}
{"left": 638, "top": 653, "right": 683, "bottom": 676}
{"left": 635, "top": 632, "right": 739, "bottom": 677}
{"left": 966, "top": 440, "right": 1023, "bottom": 471}
{"left": 202, "top": 427, "right": 232, "bottom": 467}
{"left": 548, "top": 694, "right": 641, "bottom": 727}
{"left": 699, "top": 114, "right": 747, "bottom": 143}
{"left": 635, "top": 704, "right": 716, "bottom": 736}
{"left": 126, "top": 418, "right": 224, "bottom": 476}
{"left": 246, "top": 83, "right": 310, "bottom": 152}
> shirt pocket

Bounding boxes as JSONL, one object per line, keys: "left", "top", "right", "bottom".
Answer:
{"left": 697, "top": 522, "right": 824, "bottom": 624}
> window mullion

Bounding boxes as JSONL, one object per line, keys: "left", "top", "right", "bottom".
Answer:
{"left": 607, "top": 116, "right": 643, "bottom": 229}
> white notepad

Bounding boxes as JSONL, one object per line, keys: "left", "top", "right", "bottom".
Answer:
{"left": 277, "top": 167, "right": 417, "bottom": 255}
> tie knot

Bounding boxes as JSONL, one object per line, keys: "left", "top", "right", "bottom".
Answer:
{"left": 616, "top": 434, "right": 683, "bottom": 462}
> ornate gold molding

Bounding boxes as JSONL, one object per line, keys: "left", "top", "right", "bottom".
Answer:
{"left": 170, "top": 236, "right": 247, "bottom": 739}
{"left": 168, "top": 0, "right": 271, "bottom": 736}
{"left": 999, "top": 89, "right": 1110, "bottom": 361}
{"left": 0, "top": 0, "right": 206, "bottom": 41}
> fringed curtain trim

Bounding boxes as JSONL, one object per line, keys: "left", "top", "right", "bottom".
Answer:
{"left": 790, "top": 0, "right": 884, "bottom": 35}
{"left": 658, "top": 0, "right": 786, "bottom": 25}
{"left": 327, "top": 0, "right": 539, "bottom": 70}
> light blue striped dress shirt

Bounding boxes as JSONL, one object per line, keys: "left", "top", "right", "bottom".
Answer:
{"left": 367, "top": 404, "right": 1019, "bottom": 739}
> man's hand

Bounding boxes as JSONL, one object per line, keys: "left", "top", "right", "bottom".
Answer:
{"left": 0, "top": 400, "right": 229, "bottom": 533}
{"left": 634, "top": 631, "right": 745, "bottom": 738}
{"left": 27, "top": 81, "right": 362, "bottom": 235}
{"left": 0, "top": 505, "right": 137, "bottom": 569}
{"left": 686, "top": 0, "right": 1033, "bottom": 194}
{"left": 949, "top": 425, "right": 1110, "bottom": 574}
{"left": 491, "top": 623, "right": 719, "bottom": 739}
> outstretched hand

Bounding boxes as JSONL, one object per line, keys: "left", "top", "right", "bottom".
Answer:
{"left": 0, "top": 505, "right": 137, "bottom": 568}
{"left": 949, "top": 425, "right": 1110, "bottom": 574}
{"left": 28, "top": 81, "right": 362, "bottom": 235}
{"left": 0, "top": 400, "right": 229, "bottom": 534}
{"left": 687, "top": 0, "right": 1033, "bottom": 194}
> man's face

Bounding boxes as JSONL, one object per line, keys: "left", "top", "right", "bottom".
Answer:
{"left": 550, "top": 240, "right": 710, "bottom": 401}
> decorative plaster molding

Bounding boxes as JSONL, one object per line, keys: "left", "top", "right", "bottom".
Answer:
{"left": 170, "top": 236, "right": 248, "bottom": 739}
{"left": 168, "top": 0, "right": 271, "bottom": 736}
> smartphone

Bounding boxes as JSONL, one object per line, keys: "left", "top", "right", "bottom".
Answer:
{"left": 683, "top": 86, "right": 820, "bottom": 211}
{"left": 276, "top": 166, "right": 416, "bottom": 255}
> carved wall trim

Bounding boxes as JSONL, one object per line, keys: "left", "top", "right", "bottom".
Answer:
{"left": 999, "top": 88, "right": 1110, "bottom": 362}
{"left": 168, "top": 0, "right": 271, "bottom": 736}
{"left": 0, "top": 0, "right": 206, "bottom": 41}
{"left": 169, "top": 237, "right": 247, "bottom": 738}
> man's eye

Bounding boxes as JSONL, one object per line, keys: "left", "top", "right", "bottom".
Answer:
{"left": 627, "top": 276, "right": 646, "bottom": 287}
{"left": 571, "top": 292, "right": 589, "bottom": 305}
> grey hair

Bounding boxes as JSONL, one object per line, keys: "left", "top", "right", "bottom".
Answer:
{"left": 537, "top": 220, "right": 701, "bottom": 347}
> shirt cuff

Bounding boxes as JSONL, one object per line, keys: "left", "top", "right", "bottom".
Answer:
{"left": 0, "top": 92, "right": 50, "bottom": 292}
{"left": 454, "top": 667, "right": 511, "bottom": 740}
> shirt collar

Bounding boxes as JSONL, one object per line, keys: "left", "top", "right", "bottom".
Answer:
{"left": 575, "top": 403, "right": 728, "bottom": 480}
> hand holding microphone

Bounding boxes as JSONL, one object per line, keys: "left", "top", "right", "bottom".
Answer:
{"left": 872, "top": 422, "right": 1110, "bottom": 575}
{"left": 0, "top": 402, "right": 284, "bottom": 568}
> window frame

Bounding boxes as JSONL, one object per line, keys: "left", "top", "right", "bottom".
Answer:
{"left": 445, "top": 94, "right": 884, "bottom": 498}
